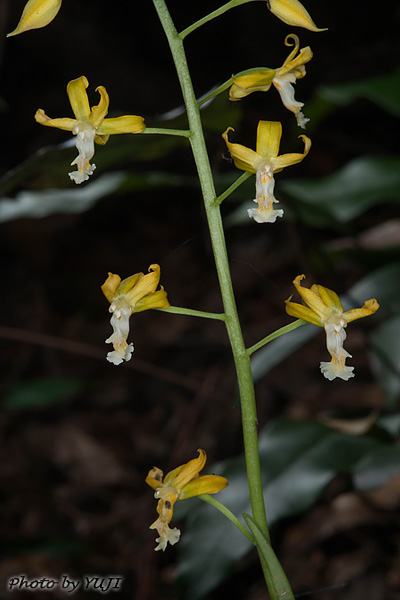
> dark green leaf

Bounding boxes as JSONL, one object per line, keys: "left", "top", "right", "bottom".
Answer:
{"left": 3, "top": 378, "right": 82, "bottom": 411}
{"left": 281, "top": 156, "right": 400, "bottom": 226}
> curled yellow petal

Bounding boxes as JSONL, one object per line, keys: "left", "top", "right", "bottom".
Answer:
{"left": 268, "top": 0, "right": 327, "bottom": 32}
{"left": 88, "top": 86, "right": 110, "bottom": 130}
{"left": 222, "top": 127, "right": 262, "bottom": 173}
{"left": 7, "top": 0, "right": 62, "bottom": 37}
{"left": 271, "top": 134, "right": 311, "bottom": 172}
{"left": 344, "top": 299, "right": 380, "bottom": 324}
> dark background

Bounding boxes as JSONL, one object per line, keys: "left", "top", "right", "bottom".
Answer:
{"left": 0, "top": 1, "right": 399, "bottom": 599}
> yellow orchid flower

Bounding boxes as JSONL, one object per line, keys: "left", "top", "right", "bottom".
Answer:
{"left": 230, "top": 35, "right": 313, "bottom": 128}
{"left": 285, "top": 275, "right": 380, "bottom": 381}
{"left": 146, "top": 449, "right": 228, "bottom": 551}
{"left": 267, "top": 0, "right": 326, "bottom": 32}
{"left": 7, "top": 0, "right": 62, "bottom": 37}
{"left": 101, "top": 264, "right": 169, "bottom": 366}
{"left": 35, "top": 76, "right": 145, "bottom": 184}
{"left": 222, "top": 121, "right": 311, "bottom": 223}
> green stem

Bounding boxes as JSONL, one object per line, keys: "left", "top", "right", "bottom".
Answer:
{"left": 216, "top": 171, "right": 252, "bottom": 205}
{"left": 246, "top": 319, "right": 305, "bottom": 356}
{"left": 153, "top": 0, "right": 269, "bottom": 539}
{"left": 197, "top": 78, "right": 233, "bottom": 107}
{"left": 179, "top": 0, "right": 260, "bottom": 39}
{"left": 142, "top": 127, "right": 191, "bottom": 137}
{"left": 160, "top": 306, "right": 226, "bottom": 321}
{"left": 199, "top": 495, "right": 254, "bottom": 543}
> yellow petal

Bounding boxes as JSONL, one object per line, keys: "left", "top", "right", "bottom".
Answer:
{"left": 222, "top": 127, "right": 262, "bottom": 173}
{"left": 67, "top": 76, "right": 91, "bottom": 122}
{"left": 229, "top": 70, "right": 275, "bottom": 101}
{"left": 145, "top": 466, "right": 164, "bottom": 491}
{"left": 268, "top": 0, "right": 327, "bottom": 32}
{"left": 179, "top": 474, "right": 228, "bottom": 500}
{"left": 115, "top": 272, "right": 143, "bottom": 297}
{"left": 97, "top": 115, "right": 146, "bottom": 136}
{"left": 7, "top": 0, "right": 62, "bottom": 36}
{"left": 292, "top": 275, "right": 332, "bottom": 322}
{"left": 271, "top": 134, "right": 311, "bottom": 172}
{"left": 344, "top": 299, "right": 380, "bottom": 324}
{"left": 256, "top": 121, "right": 282, "bottom": 160}
{"left": 133, "top": 289, "right": 170, "bottom": 313}
{"left": 125, "top": 264, "right": 161, "bottom": 306}
{"left": 277, "top": 34, "right": 313, "bottom": 77}
{"left": 34, "top": 109, "right": 76, "bottom": 131}
{"left": 285, "top": 299, "right": 323, "bottom": 326}
{"left": 311, "top": 284, "right": 343, "bottom": 313}
{"left": 101, "top": 272, "right": 122, "bottom": 303}
{"left": 164, "top": 449, "right": 207, "bottom": 493}
{"left": 88, "top": 86, "right": 110, "bottom": 130}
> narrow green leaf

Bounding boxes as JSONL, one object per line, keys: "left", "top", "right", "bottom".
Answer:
{"left": 243, "top": 513, "right": 295, "bottom": 600}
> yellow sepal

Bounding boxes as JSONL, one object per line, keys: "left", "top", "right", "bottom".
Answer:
{"left": 101, "top": 273, "right": 122, "bottom": 303}
{"left": 67, "top": 76, "right": 91, "bottom": 122}
{"left": 7, "top": 0, "right": 62, "bottom": 37}
{"left": 229, "top": 70, "right": 275, "bottom": 101}
{"left": 222, "top": 128, "right": 262, "bottom": 173}
{"left": 179, "top": 475, "right": 228, "bottom": 500}
{"left": 268, "top": 0, "right": 327, "bottom": 32}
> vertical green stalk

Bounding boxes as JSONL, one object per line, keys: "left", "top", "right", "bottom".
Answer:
{"left": 152, "top": 0, "right": 268, "bottom": 537}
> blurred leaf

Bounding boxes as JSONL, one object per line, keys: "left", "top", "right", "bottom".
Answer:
{"left": 353, "top": 444, "right": 400, "bottom": 491}
{"left": 281, "top": 156, "right": 400, "bottom": 226}
{"left": 377, "top": 413, "right": 400, "bottom": 437}
{"left": 346, "top": 262, "right": 400, "bottom": 316}
{"left": 318, "top": 67, "right": 400, "bottom": 118}
{"left": 369, "top": 316, "right": 400, "bottom": 407}
{"left": 3, "top": 378, "right": 82, "bottom": 411}
{"left": 177, "top": 418, "right": 383, "bottom": 600}
{"left": 0, "top": 173, "right": 125, "bottom": 222}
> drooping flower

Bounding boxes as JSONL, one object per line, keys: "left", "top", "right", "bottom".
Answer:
{"left": 35, "top": 76, "right": 145, "bottom": 184}
{"left": 222, "top": 121, "right": 310, "bottom": 223}
{"left": 7, "top": 0, "right": 62, "bottom": 37}
{"left": 146, "top": 449, "right": 228, "bottom": 551}
{"left": 267, "top": 0, "right": 326, "bottom": 32}
{"left": 230, "top": 35, "right": 313, "bottom": 128}
{"left": 101, "top": 264, "right": 169, "bottom": 366}
{"left": 285, "top": 274, "right": 380, "bottom": 381}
